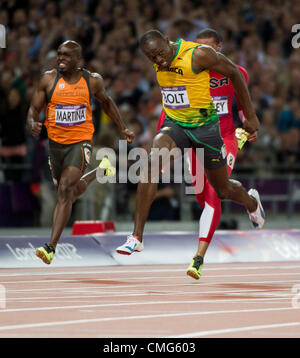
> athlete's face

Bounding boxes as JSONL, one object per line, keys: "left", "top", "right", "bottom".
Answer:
{"left": 142, "top": 38, "right": 173, "bottom": 68}
{"left": 57, "top": 45, "right": 80, "bottom": 73}
{"left": 195, "top": 37, "right": 222, "bottom": 52}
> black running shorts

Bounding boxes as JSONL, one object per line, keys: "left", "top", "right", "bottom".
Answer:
{"left": 48, "top": 139, "right": 92, "bottom": 184}
{"left": 159, "top": 118, "right": 227, "bottom": 169}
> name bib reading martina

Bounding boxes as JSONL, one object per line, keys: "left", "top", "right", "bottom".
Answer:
{"left": 55, "top": 104, "right": 87, "bottom": 127}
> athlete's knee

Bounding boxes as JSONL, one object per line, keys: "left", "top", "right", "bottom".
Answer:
{"left": 139, "top": 150, "right": 161, "bottom": 183}
{"left": 214, "top": 184, "right": 231, "bottom": 201}
{"left": 215, "top": 178, "right": 241, "bottom": 200}
{"left": 58, "top": 178, "right": 75, "bottom": 201}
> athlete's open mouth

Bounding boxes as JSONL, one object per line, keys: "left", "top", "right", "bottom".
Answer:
{"left": 58, "top": 62, "right": 67, "bottom": 68}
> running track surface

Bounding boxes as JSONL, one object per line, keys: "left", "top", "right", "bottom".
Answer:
{"left": 0, "top": 261, "right": 300, "bottom": 338}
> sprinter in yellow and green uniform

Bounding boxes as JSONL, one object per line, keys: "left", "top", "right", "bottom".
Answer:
{"left": 155, "top": 38, "right": 218, "bottom": 128}
{"left": 116, "top": 30, "right": 265, "bottom": 279}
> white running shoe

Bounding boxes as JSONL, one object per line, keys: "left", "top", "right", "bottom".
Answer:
{"left": 116, "top": 235, "right": 144, "bottom": 255}
{"left": 247, "top": 189, "right": 265, "bottom": 229}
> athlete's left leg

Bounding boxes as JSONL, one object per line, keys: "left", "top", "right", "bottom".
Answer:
{"left": 194, "top": 134, "right": 238, "bottom": 258}
{"left": 71, "top": 156, "right": 115, "bottom": 202}
{"left": 187, "top": 135, "right": 237, "bottom": 280}
{"left": 36, "top": 142, "right": 114, "bottom": 264}
{"left": 47, "top": 158, "right": 114, "bottom": 249}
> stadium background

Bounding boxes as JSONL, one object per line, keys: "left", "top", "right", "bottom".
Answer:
{"left": 0, "top": 0, "right": 300, "bottom": 234}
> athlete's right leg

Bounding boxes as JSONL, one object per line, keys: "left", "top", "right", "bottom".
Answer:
{"left": 116, "top": 132, "right": 178, "bottom": 255}
{"left": 50, "top": 166, "right": 83, "bottom": 249}
{"left": 36, "top": 165, "right": 83, "bottom": 264}
{"left": 52, "top": 157, "right": 116, "bottom": 243}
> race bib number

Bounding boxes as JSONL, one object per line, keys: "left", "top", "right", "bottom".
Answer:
{"left": 83, "top": 143, "right": 91, "bottom": 164}
{"left": 55, "top": 104, "right": 86, "bottom": 127}
{"left": 212, "top": 96, "right": 228, "bottom": 116}
{"left": 227, "top": 152, "right": 235, "bottom": 169}
{"left": 161, "top": 86, "right": 190, "bottom": 109}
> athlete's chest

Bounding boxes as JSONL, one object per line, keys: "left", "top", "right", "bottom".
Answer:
{"left": 155, "top": 53, "right": 197, "bottom": 82}
{"left": 54, "top": 81, "right": 88, "bottom": 101}
{"left": 47, "top": 74, "right": 90, "bottom": 104}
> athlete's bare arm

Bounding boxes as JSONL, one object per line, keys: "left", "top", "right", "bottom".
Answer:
{"left": 27, "top": 70, "right": 56, "bottom": 136}
{"left": 192, "top": 47, "right": 259, "bottom": 134}
{"left": 90, "top": 73, "right": 134, "bottom": 143}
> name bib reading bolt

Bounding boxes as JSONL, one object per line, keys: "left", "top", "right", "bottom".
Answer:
{"left": 55, "top": 104, "right": 87, "bottom": 127}
{"left": 161, "top": 86, "right": 190, "bottom": 109}
{"left": 212, "top": 96, "right": 228, "bottom": 116}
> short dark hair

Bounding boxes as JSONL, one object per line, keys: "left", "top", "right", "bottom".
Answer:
{"left": 196, "top": 28, "right": 222, "bottom": 44}
{"left": 59, "top": 40, "right": 82, "bottom": 58}
{"left": 139, "top": 29, "right": 166, "bottom": 48}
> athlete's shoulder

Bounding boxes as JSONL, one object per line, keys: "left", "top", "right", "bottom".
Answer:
{"left": 236, "top": 65, "right": 249, "bottom": 83}
{"left": 83, "top": 68, "right": 103, "bottom": 81}
{"left": 183, "top": 38, "right": 215, "bottom": 51}
{"left": 86, "top": 70, "right": 104, "bottom": 94}
{"left": 37, "top": 69, "right": 57, "bottom": 89}
{"left": 90, "top": 72, "right": 103, "bottom": 80}
{"left": 41, "top": 68, "right": 57, "bottom": 79}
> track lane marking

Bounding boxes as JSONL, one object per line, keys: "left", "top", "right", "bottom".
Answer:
{"left": 1, "top": 264, "right": 300, "bottom": 277}
{"left": 3, "top": 279, "right": 300, "bottom": 292}
{"left": 0, "top": 306, "right": 297, "bottom": 332}
{"left": 0, "top": 296, "right": 294, "bottom": 313}
{"left": 168, "top": 321, "right": 300, "bottom": 338}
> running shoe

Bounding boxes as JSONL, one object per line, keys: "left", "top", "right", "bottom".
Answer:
{"left": 36, "top": 243, "right": 55, "bottom": 265}
{"left": 248, "top": 188, "right": 265, "bottom": 229}
{"left": 116, "top": 234, "right": 144, "bottom": 255}
{"left": 99, "top": 156, "right": 116, "bottom": 177}
{"left": 187, "top": 255, "right": 203, "bottom": 280}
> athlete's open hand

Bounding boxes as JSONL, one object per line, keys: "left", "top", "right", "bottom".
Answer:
{"left": 122, "top": 128, "right": 135, "bottom": 143}
{"left": 30, "top": 121, "right": 43, "bottom": 136}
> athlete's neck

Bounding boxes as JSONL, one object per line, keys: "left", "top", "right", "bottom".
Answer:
{"left": 59, "top": 68, "right": 82, "bottom": 83}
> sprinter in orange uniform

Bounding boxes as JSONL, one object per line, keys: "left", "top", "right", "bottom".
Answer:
{"left": 27, "top": 40, "right": 134, "bottom": 265}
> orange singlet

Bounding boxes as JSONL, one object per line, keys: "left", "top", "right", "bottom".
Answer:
{"left": 44, "top": 69, "right": 94, "bottom": 145}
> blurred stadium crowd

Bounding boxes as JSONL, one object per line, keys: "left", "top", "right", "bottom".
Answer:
{"left": 0, "top": 0, "right": 300, "bottom": 225}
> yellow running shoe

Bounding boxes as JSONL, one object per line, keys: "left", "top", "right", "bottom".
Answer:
{"left": 99, "top": 156, "right": 116, "bottom": 177}
{"left": 36, "top": 244, "right": 55, "bottom": 265}
{"left": 187, "top": 255, "right": 203, "bottom": 280}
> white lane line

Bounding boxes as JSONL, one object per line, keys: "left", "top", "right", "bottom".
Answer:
{"left": 0, "top": 296, "right": 293, "bottom": 313}
{"left": 2, "top": 281, "right": 294, "bottom": 300}
{"left": 0, "top": 306, "right": 297, "bottom": 332}
{"left": 0, "top": 264, "right": 300, "bottom": 277}
{"left": 2, "top": 295, "right": 293, "bottom": 303}
{"left": 2, "top": 272, "right": 300, "bottom": 286}
{"left": 168, "top": 322, "right": 300, "bottom": 338}
{"left": 3, "top": 278, "right": 300, "bottom": 293}
{"left": 0, "top": 276, "right": 185, "bottom": 285}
